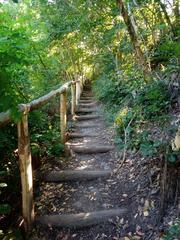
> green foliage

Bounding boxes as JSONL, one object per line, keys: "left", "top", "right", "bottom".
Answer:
{"left": 47, "top": 143, "right": 64, "bottom": 157}
{"left": 115, "top": 107, "right": 134, "bottom": 134}
{"left": 136, "top": 132, "right": 165, "bottom": 157}
{"left": 29, "top": 110, "right": 64, "bottom": 158}
{"left": 0, "top": 229, "right": 23, "bottom": 240}
{"left": 0, "top": 0, "right": 179, "bottom": 237}
{"left": 151, "top": 38, "right": 180, "bottom": 67}
{"left": 0, "top": 204, "right": 11, "bottom": 215}
{"left": 136, "top": 81, "right": 170, "bottom": 120}
{"left": 94, "top": 73, "right": 127, "bottom": 106}
{"left": 163, "top": 222, "right": 180, "bottom": 240}
{"left": 167, "top": 150, "right": 180, "bottom": 163}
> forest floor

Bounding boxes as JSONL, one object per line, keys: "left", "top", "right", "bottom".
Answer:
{"left": 31, "top": 88, "right": 179, "bottom": 240}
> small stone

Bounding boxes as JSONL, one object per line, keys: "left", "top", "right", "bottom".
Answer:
{"left": 168, "top": 221, "right": 173, "bottom": 225}
{"left": 133, "top": 236, "right": 141, "bottom": 240}
{"left": 57, "top": 183, "right": 63, "bottom": 188}
{"left": 151, "top": 188, "right": 159, "bottom": 195}
{"left": 143, "top": 211, "right": 149, "bottom": 217}
{"left": 102, "top": 203, "right": 113, "bottom": 208}
{"left": 122, "top": 194, "right": 128, "bottom": 197}
{"left": 72, "top": 234, "right": 77, "bottom": 238}
{"left": 120, "top": 218, "right": 124, "bottom": 224}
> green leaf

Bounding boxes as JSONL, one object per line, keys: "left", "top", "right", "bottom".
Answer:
{"left": 167, "top": 154, "right": 176, "bottom": 163}
{"left": 0, "top": 171, "right": 8, "bottom": 177}
{"left": 0, "top": 204, "right": 11, "bottom": 214}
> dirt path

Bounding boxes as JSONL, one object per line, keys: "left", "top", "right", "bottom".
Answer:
{"left": 31, "top": 86, "right": 177, "bottom": 240}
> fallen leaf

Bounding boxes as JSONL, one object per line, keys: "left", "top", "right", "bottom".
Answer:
{"left": 144, "top": 199, "right": 149, "bottom": 211}
{"left": 136, "top": 230, "right": 144, "bottom": 236}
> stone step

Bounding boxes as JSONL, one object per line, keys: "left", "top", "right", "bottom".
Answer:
{"left": 43, "top": 170, "right": 111, "bottom": 182}
{"left": 36, "top": 208, "right": 127, "bottom": 229}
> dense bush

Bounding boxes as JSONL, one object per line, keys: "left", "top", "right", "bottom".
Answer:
{"left": 136, "top": 81, "right": 170, "bottom": 120}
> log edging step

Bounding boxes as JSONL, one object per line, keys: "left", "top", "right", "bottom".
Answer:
{"left": 36, "top": 208, "right": 128, "bottom": 228}
{"left": 79, "top": 100, "right": 95, "bottom": 104}
{"left": 74, "top": 124, "right": 101, "bottom": 128}
{"left": 80, "top": 97, "right": 93, "bottom": 100}
{"left": 69, "top": 145, "right": 114, "bottom": 154}
{"left": 75, "top": 114, "right": 100, "bottom": 121}
{"left": 43, "top": 170, "right": 111, "bottom": 182}
{"left": 68, "top": 132, "right": 99, "bottom": 138}
{"left": 79, "top": 103, "right": 97, "bottom": 108}
{"left": 76, "top": 108, "right": 96, "bottom": 114}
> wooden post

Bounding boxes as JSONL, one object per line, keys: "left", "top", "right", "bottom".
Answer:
{"left": 80, "top": 80, "right": 83, "bottom": 92}
{"left": 17, "top": 112, "right": 34, "bottom": 232}
{"left": 76, "top": 81, "right": 81, "bottom": 105}
{"left": 75, "top": 82, "right": 79, "bottom": 106}
{"left": 60, "top": 91, "right": 67, "bottom": 143}
{"left": 71, "top": 83, "right": 76, "bottom": 116}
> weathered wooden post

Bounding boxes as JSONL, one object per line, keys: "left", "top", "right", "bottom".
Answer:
{"left": 60, "top": 91, "right": 67, "bottom": 143}
{"left": 71, "top": 83, "right": 76, "bottom": 117}
{"left": 76, "top": 81, "right": 82, "bottom": 105}
{"left": 75, "top": 81, "right": 79, "bottom": 106}
{"left": 80, "top": 79, "right": 83, "bottom": 93}
{"left": 17, "top": 106, "right": 34, "bottom": 232}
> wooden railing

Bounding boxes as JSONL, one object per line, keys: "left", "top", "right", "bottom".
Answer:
{"left": 0, "top": 79, "right": 84, "bottom": 231}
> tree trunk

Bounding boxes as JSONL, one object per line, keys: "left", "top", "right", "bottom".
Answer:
{"left": 156, "top": 0, "right": 176, "bottom": 37}
{"left": 173, "top": 0, "right": 179, "bottom": 28}
{"left": 117, "top": 0, "right": 150, "bottom": 75}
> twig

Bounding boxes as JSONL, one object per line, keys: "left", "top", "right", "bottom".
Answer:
{"left": 32, "top": 44, "right": 52, "bottom": 79}
{"left": 114, "top": 114, "right": 135, "bottom": 174}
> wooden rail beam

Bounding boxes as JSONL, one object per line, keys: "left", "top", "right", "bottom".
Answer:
{"left": 0, "top": 81, "right": 73, "bottom": 128}
{"left": 17, "top": 110, "right": 34, "bottom": 232}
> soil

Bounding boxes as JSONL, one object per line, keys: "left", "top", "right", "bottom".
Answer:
{"left": 31, "top": 88, "right": 179, "bottom": 240}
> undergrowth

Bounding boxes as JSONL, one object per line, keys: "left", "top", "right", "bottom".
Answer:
{"left": 93, "top": 64, "right": 179, "bottom": 160}
{"left": 0, "top": 106, "right": 64, "bottom": 238}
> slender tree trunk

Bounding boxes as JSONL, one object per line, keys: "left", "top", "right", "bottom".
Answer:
{"left": 173, "top": 0, "right": 179, "bottom": 28}
{"left": 156, "top": 0, "right": 176, "bottom": 37}
{"left": 117, "top": 0, "right": 150, "bottom": 75}
{"left": 155, "top": 2, "right": 166, "bottom": 37}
